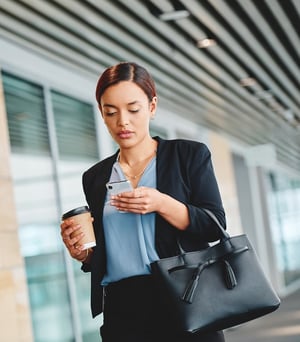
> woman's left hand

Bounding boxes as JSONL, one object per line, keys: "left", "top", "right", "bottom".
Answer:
{"left": 109, "top": 186, "right": 189, "bottom": 230}
{"left": 110, "top": 186, "right": 162, "bottom": 214}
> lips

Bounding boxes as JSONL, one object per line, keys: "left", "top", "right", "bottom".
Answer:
{"left": 118, "top": 130, "right": 133, "bottom": 139}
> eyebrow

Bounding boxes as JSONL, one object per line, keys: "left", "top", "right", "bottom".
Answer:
{"left": 102, "top": 100, "right": 141, "bottom": 108}
{"left": 103, "top": 104, "right": 116, "bottom": 109}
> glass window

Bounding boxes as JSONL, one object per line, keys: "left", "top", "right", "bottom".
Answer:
{"left": 267, "top": 172, "right": 300, "bottom": 286}
{"left": 52, "top": 90, "right": 101, "bottom": 340}
{"left": 3, "top": 72, "right": 50, "bottom": 155}
{"left": 2, "top": 72, "right": 75, "bottom": 341}
{"left": 52, "top": 91, "right": 98, "bottom": 160}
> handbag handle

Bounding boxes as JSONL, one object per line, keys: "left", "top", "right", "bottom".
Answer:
{"left": 175, "top": 209, "right": 247, "bottom": 303}
{"left": 177, "top": 208, "right": 230, "bottom": 254}
{"left": 202, "top": 208, "right": 230, "bottom": 240}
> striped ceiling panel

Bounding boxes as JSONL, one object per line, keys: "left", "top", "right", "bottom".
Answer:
{"left": 0, "top": 0, "right": 299, "bottom": 172}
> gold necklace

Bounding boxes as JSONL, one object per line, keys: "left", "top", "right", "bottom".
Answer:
{"left": 118, "top": 151, "right": 156, "bottom": 180}
{"left": 123, "top": 165, "right": 149, "bottom": 180}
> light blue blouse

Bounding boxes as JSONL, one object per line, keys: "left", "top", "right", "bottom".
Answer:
{"left": 101, "top": 156, "right": 159, "bottom": 285}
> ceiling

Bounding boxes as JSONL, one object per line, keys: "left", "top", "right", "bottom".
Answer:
{"left": 0, "top": 0, "right": 299, "bottom": 173}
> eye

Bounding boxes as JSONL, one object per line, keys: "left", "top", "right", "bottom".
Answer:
{"left": 128, "top": 106, "right": 140, "bottom": 114}
{"left": 105, "top": 111, "right": 116, "bottom": 116}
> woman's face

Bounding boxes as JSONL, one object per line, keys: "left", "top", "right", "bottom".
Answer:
{"left": 99, "top": 81, "right": 157, "bottom": 149}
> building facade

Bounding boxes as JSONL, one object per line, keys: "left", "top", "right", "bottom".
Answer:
{"left": 1, "top": 13, "right": 300, "bottom": 342}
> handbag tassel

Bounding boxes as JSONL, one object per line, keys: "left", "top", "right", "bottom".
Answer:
{"left": 182, "top": 273, "right": 200, "bottom": 304}
{"left": 182, "top": 259, "right": 238, "bottom": 303}
{"left": 181, "top": 246, "right": 248, "bottom": 303}
{"left": 223, "top": 260, "right": 237, "bottom": 289}
{"left": 182, "top": 259, "right": 216, "bottom": 304}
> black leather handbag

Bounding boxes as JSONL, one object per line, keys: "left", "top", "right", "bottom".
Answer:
{"left": 150, "top": 209, "right": 281, "bottom": 334}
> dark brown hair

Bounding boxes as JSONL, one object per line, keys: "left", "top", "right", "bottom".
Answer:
{"left": 95, "top": 62, "right": 157, "bottom": 105}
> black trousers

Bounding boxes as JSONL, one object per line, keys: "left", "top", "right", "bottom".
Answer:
{"left": 100, "top": 275, "right": 225, "bottom": 342}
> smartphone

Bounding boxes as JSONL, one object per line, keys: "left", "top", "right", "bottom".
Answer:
{"left": 106, "top": 180, "right": 133, "bottom": 196}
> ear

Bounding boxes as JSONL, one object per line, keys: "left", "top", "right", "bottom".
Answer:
{"left": 150, "top": 96, "right": 158, "bottom": 117}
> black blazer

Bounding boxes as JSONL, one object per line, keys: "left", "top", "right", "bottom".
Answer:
{"left": 82, "top": 136, "right": 226, "bottom": 318}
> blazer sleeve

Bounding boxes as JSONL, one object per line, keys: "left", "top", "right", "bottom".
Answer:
{"left": 182, "top": 143, "right": 226, "bottom": 241}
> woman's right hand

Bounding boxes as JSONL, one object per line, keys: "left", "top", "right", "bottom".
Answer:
{"left": 60, "top": 219, "right": 87, "bottom": 262}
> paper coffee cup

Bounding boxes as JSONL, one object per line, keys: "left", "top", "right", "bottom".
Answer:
{"left": 62, "top": 206, "right": 96, "bottom": 250}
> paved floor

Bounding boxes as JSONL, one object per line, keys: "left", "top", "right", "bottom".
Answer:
{"left": 224, "top": 288, "right": 300, "bottom": 342}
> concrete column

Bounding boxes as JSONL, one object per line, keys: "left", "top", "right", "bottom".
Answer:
{"left": 208, "top": 132, "right": 243, "bottom": 236}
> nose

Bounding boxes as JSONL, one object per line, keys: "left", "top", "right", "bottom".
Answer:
{"left": 117, "top": 111, "right": 129, "bottom": 126}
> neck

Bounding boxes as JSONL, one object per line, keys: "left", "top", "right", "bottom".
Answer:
{"left": 118, "top": 138, "right": 157, "bottom": 181}
{"left": 119, "top": 138, "right": 157, "bottom": 166}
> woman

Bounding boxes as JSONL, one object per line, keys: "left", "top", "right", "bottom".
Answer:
{"left": 61, "top": 62, "right": 226, "bottom": 342}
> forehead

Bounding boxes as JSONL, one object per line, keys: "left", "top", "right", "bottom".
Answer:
{"left": 101, "top": 81, "right": 147, "bottom": 105}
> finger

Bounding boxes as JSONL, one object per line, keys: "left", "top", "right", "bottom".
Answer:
{"left": 61, "top": 224, "right": 75, "bottom": 239}
{"left": 69, "top": 238, "right": 85, "bottom": 258}
{"left": 71, "top": 242, "right": 83, "bottom": 253}
{"left": 71, "top": 247, "right": 86, "bottom": 260}
{"left": 63, "top": 227, "right": 83, "bottom": 249}
{"left": 62, "top": 223, "right": 81, "bottom": 238}
{"left": 70, "top": 245, "right": 82, "bottom": 258}
{"left": 133, "top": 189, "right": 142, "bottom": 198}
{"left": 60, "top": 219, "right": 74, "bottom": 230}
{"left": 69, "top": 232, "right": 84, "bottom": 246}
